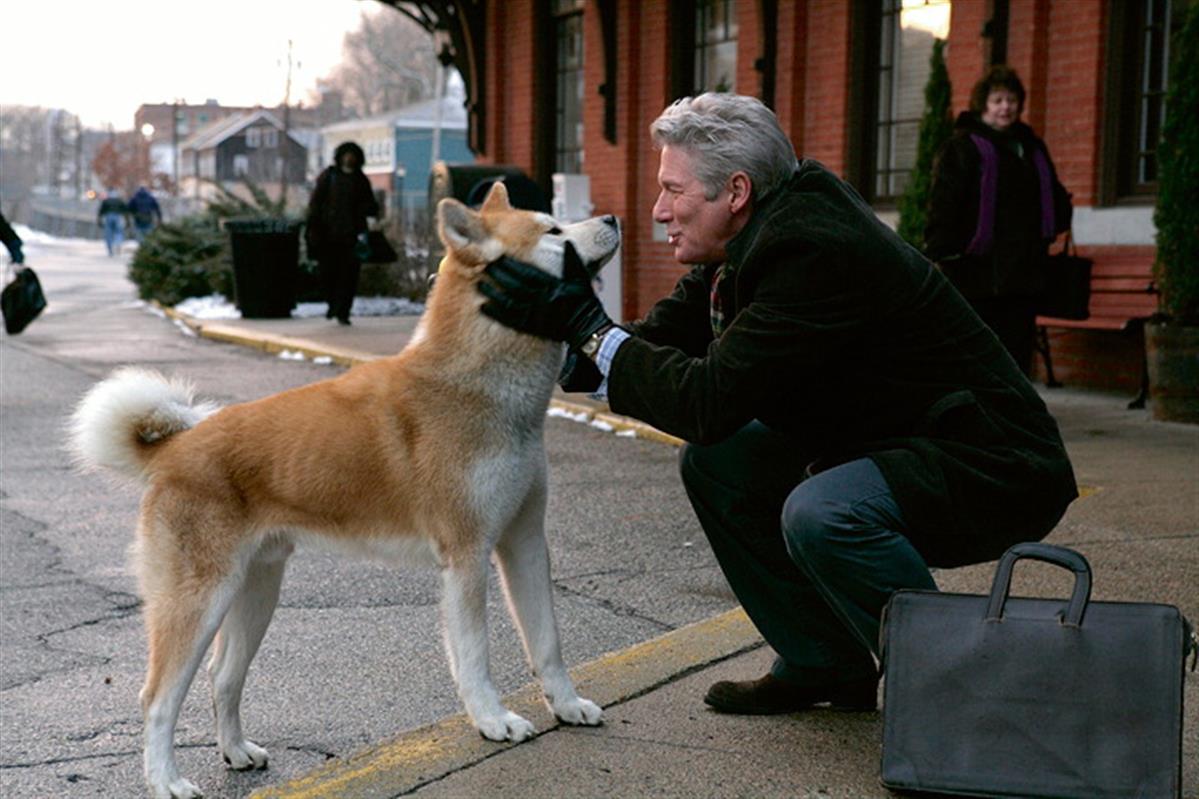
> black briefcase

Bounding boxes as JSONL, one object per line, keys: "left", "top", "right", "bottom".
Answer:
{"left": 2, "top": 265, "right": 48, "bottom": 334}
{"left": 880, "top": 543, "right": 1195, "bottom": 798}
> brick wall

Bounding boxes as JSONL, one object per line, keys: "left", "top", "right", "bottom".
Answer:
{"left": 475, "top": 0, "right": 1147, "bottom": 390}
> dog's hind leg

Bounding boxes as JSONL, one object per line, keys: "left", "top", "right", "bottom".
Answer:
{"left": 207, "top": 539, "right": 292, "bottom": 772}
{"left": 440, "top": 549, "right": 536, "bottom": 742}
{"left": 494, "top": 479, "right": 602, "bottom": 728}
{"left": 138, "top": 514, "right": 247, "bottom": 799}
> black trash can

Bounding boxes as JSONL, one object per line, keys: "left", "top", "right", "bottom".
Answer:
{"left": 225, "top": 218, "right": 302, "bottom": 319}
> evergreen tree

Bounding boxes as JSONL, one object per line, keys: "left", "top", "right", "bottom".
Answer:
{"left": 897, "top": 38, "right": 953, "bottom": 250}
{"left": 1153, "top": 3, "right": 1199, "bottom": 325}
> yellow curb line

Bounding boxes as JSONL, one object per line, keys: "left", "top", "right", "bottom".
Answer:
{"left": 251, "top": 609, "right": 760, "bottom": 799}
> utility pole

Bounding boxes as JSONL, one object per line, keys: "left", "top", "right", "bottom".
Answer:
{"left": 74, "top": 115, "right": 83, "bottom": 199}
{"left": 279, "top": 39, "right": 294, "bottom": 210}
{"left": 172, "top": 100, "right": 180, "bottom": 198}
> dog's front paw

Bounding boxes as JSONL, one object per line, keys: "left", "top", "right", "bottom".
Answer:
{"left": 553, "top": 697, "right": 603, "bottom": 727}
{"left": 476, "top": 711, "right": 536, "bottom": 743}
{"left": 151, "top": 776, "right": 203, "bottom": 799}
{"left": 221, "top": 739, "right": 269, "bottom": 771}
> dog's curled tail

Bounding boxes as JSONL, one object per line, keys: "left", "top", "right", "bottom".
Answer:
{"left": 68, "top": 367, "right": 217, "bottom": 481}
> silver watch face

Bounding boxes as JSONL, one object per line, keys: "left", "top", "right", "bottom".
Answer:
{"left": 582, "top": 331, "right": 603, "bottom": 357}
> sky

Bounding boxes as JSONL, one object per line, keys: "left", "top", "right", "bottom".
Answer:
{"left": 1, "top": 0, "right": 384, "bottom": 130}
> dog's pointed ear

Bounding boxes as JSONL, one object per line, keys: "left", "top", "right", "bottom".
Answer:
{"left": 438, "top": 198, "right": 485, "bottom": 252}
{"left": 480, "top": 180, "right": 511, "bottom": 213}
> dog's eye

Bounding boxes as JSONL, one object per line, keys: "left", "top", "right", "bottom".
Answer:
{"left": 547, "top": 226, "right": 563, "bottom": 235}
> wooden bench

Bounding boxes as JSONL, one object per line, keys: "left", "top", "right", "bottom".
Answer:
{"left": 1035, "top": 251, "right": 1159, "bottom": 408}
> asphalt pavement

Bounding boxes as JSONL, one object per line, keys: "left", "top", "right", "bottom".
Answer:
{"left": 159, "top": 300, "right": 1199, "bottom": 799}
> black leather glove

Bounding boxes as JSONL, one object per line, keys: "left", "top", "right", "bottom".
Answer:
{"left": 478, "top": 241, "right": 613, "bottom": 350}
{"left": 558, "top": 349, "right": 604, "bottom": 393}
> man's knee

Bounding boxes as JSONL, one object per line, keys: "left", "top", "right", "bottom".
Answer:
{"left": 780, "top": 490, "right": 838, "bottom": 567}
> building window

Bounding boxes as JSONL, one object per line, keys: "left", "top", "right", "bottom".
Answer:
{"left": 1104, "top": 0, "right": 1189, "bottom": 202}
{"left": 553, "top": 0, "right": 585, "bottom": 173}
{"left": 695, "top": 0, "right": 738, "bottom": 93}
{"left": 233, "top": 154, "right": 249, "bottom": 177}
{"left": 869, "top": 0, "right": 951, "bottom": 203}
{"left": 246, "top": 128, "right": 261, "bottom": 148}
{"left": 263, "top": 129, "right": 278, "bottom": 149}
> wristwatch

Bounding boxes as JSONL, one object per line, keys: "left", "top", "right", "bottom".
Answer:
{"left": 579, "top": 324, "right": 615, "bottom": 360}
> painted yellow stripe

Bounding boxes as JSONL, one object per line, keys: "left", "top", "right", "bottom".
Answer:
{"left": 252, "top": 608, "right": 759, "bottom": 799}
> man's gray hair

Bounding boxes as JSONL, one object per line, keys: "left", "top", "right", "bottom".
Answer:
{"left": 650, "top": 93, "right": 798, "bottom": 202}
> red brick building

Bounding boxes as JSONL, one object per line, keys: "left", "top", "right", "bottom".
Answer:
{"left": 389, "top": 0, "right": 1188, "bottom": 393}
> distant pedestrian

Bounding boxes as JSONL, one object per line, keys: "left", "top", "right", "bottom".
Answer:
{"left": 925, "top": 65, "right": 1073, "bottom": 373}
{"left": 97, "top": 189, "right": 128, "bottom": 256}
{"left": 127, "top": 186, "right": 162, "bottom": 243}
{"left": 0, "top": 210, "right": 24, "bottom": 264}
{"left": 304, "top": 141, "right": 379, "bottom": 325}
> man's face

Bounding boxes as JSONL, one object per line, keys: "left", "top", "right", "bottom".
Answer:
{"left": 652, "top": 145, "right": 739, "bottom": 265}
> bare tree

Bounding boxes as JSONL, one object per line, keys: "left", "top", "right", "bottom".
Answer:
{"left": 317, "top": 8, "right": 439, "bottom": 118}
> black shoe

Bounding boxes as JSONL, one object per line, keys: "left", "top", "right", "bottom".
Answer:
{"left": 326, "top": 308, "right": 335, "bottom": 319}
{"left": 337, "top": 317, "right": 351, "bottom": 326}
{"left": 703, "top": 673, "right": 878, "bottom": 715}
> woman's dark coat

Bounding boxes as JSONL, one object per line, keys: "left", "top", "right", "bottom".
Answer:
{"left": 607, "top": 160, "right": 1077, "bottom": 568}
{"left": 305, "top": 142, "right": 379, "bottom": 256}
{"left": 924, "top": 113, "right": 1072, "bottom": 300}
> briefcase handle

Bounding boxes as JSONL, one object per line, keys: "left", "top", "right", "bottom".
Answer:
{"left": 986, "top": 543, "right": 1092, "bottom": 627}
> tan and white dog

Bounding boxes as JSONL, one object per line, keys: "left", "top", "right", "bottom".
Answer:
{"left": 69, "top": 182, "right": 618, "bottom": 799}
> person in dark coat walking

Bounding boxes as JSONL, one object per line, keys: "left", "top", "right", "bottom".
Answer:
{"left": 476, "top": 93, "right": 1078, "bottom": 715}
{"left": 97, "top": 190, "right": 128, "bottom": 256}
{"left": 925, "top": 65, "right": 1073, "bottom": 373}
{"left": 305, "top": 141, "right": 379, "bottom": 325}
{"left": 127, "top": 186, "right": 163, "bottom": 242}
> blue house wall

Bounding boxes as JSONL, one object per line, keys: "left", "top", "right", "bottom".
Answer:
{"left": 394, "top": 127, "right": 475, "bottom": 211}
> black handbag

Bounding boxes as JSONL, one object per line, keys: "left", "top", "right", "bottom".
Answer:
{"left": 1036, "top": 233, "right": 1092, "bottom": 320}
{"left": 2, "top": 265, "right": 48, "bottom": 334}
{"left": 880, "top": 542, "right": 1195, "bottom": 799}
{"left": 354, "top": 230, "right": 398, "bottom": 264}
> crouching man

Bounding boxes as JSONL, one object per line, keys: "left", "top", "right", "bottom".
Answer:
{"left": 477, "top": 93, "right": 1077, "bottom": 714}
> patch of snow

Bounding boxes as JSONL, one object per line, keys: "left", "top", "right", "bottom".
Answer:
{"left": 278, "top": 350, "right": 306, "bottom": 361}
{"left": 175, "top": 294, "right": 241, "bottom": 320}
{"left": 171, "top": 294, "right": 425, "bottom": 320}
{"left": 546, "top": 407, "right": 592, "bottom": 423}
{"left": 312, "top": 355, "right": 334, "bottom": 365}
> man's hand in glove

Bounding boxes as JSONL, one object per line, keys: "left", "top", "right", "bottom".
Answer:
{"left": 477, "top": 241, "right": 613, "bottom": 350}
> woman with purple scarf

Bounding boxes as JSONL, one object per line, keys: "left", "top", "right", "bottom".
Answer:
{"left": 925, "top": 65, "right": 1073, "bottom": 373}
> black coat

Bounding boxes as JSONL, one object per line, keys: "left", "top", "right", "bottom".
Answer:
{"left": 608, "top": 160, "right": 1077, "bottom": 567}
{"left": 305, "top": 166, "right": 379, "bottom": 252}
{"left": 925, "top": 113, "right": 1072, "bottom": 300}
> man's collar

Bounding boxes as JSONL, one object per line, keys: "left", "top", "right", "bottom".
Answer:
{"left": 724, "top": 166, "right": 802, "bottom": 270}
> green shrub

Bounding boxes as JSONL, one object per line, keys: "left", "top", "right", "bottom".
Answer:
{"left": 897, "top": 38, "right": 953, "bottom": 250}
{"left": 1153, "top": 3, "right": 1199, "bottom": 325}
{"left": 127, "top": 214, "right": 232, "bottom": 306}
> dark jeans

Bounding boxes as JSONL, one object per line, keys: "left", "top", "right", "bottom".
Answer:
{"left": 679, "top": 421, "right": 936, "bottom": 686}
{"left": 318, "top": 236, "right": 361, "bottom": 321}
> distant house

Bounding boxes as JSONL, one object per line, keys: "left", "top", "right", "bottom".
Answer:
{"left": 178, "top": 110, "right": 308, "bottom": 205}
{"left": 319, "top": 75, "right": 475, "bottom": 216}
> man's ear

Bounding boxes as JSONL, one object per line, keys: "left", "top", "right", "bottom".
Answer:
{"left": 727, "top": 172, "right": 752, "bottom": 215}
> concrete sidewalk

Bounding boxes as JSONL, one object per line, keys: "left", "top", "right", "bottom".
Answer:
{"left": 172, "top": 308, "right": 1198, "bottom": 799}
